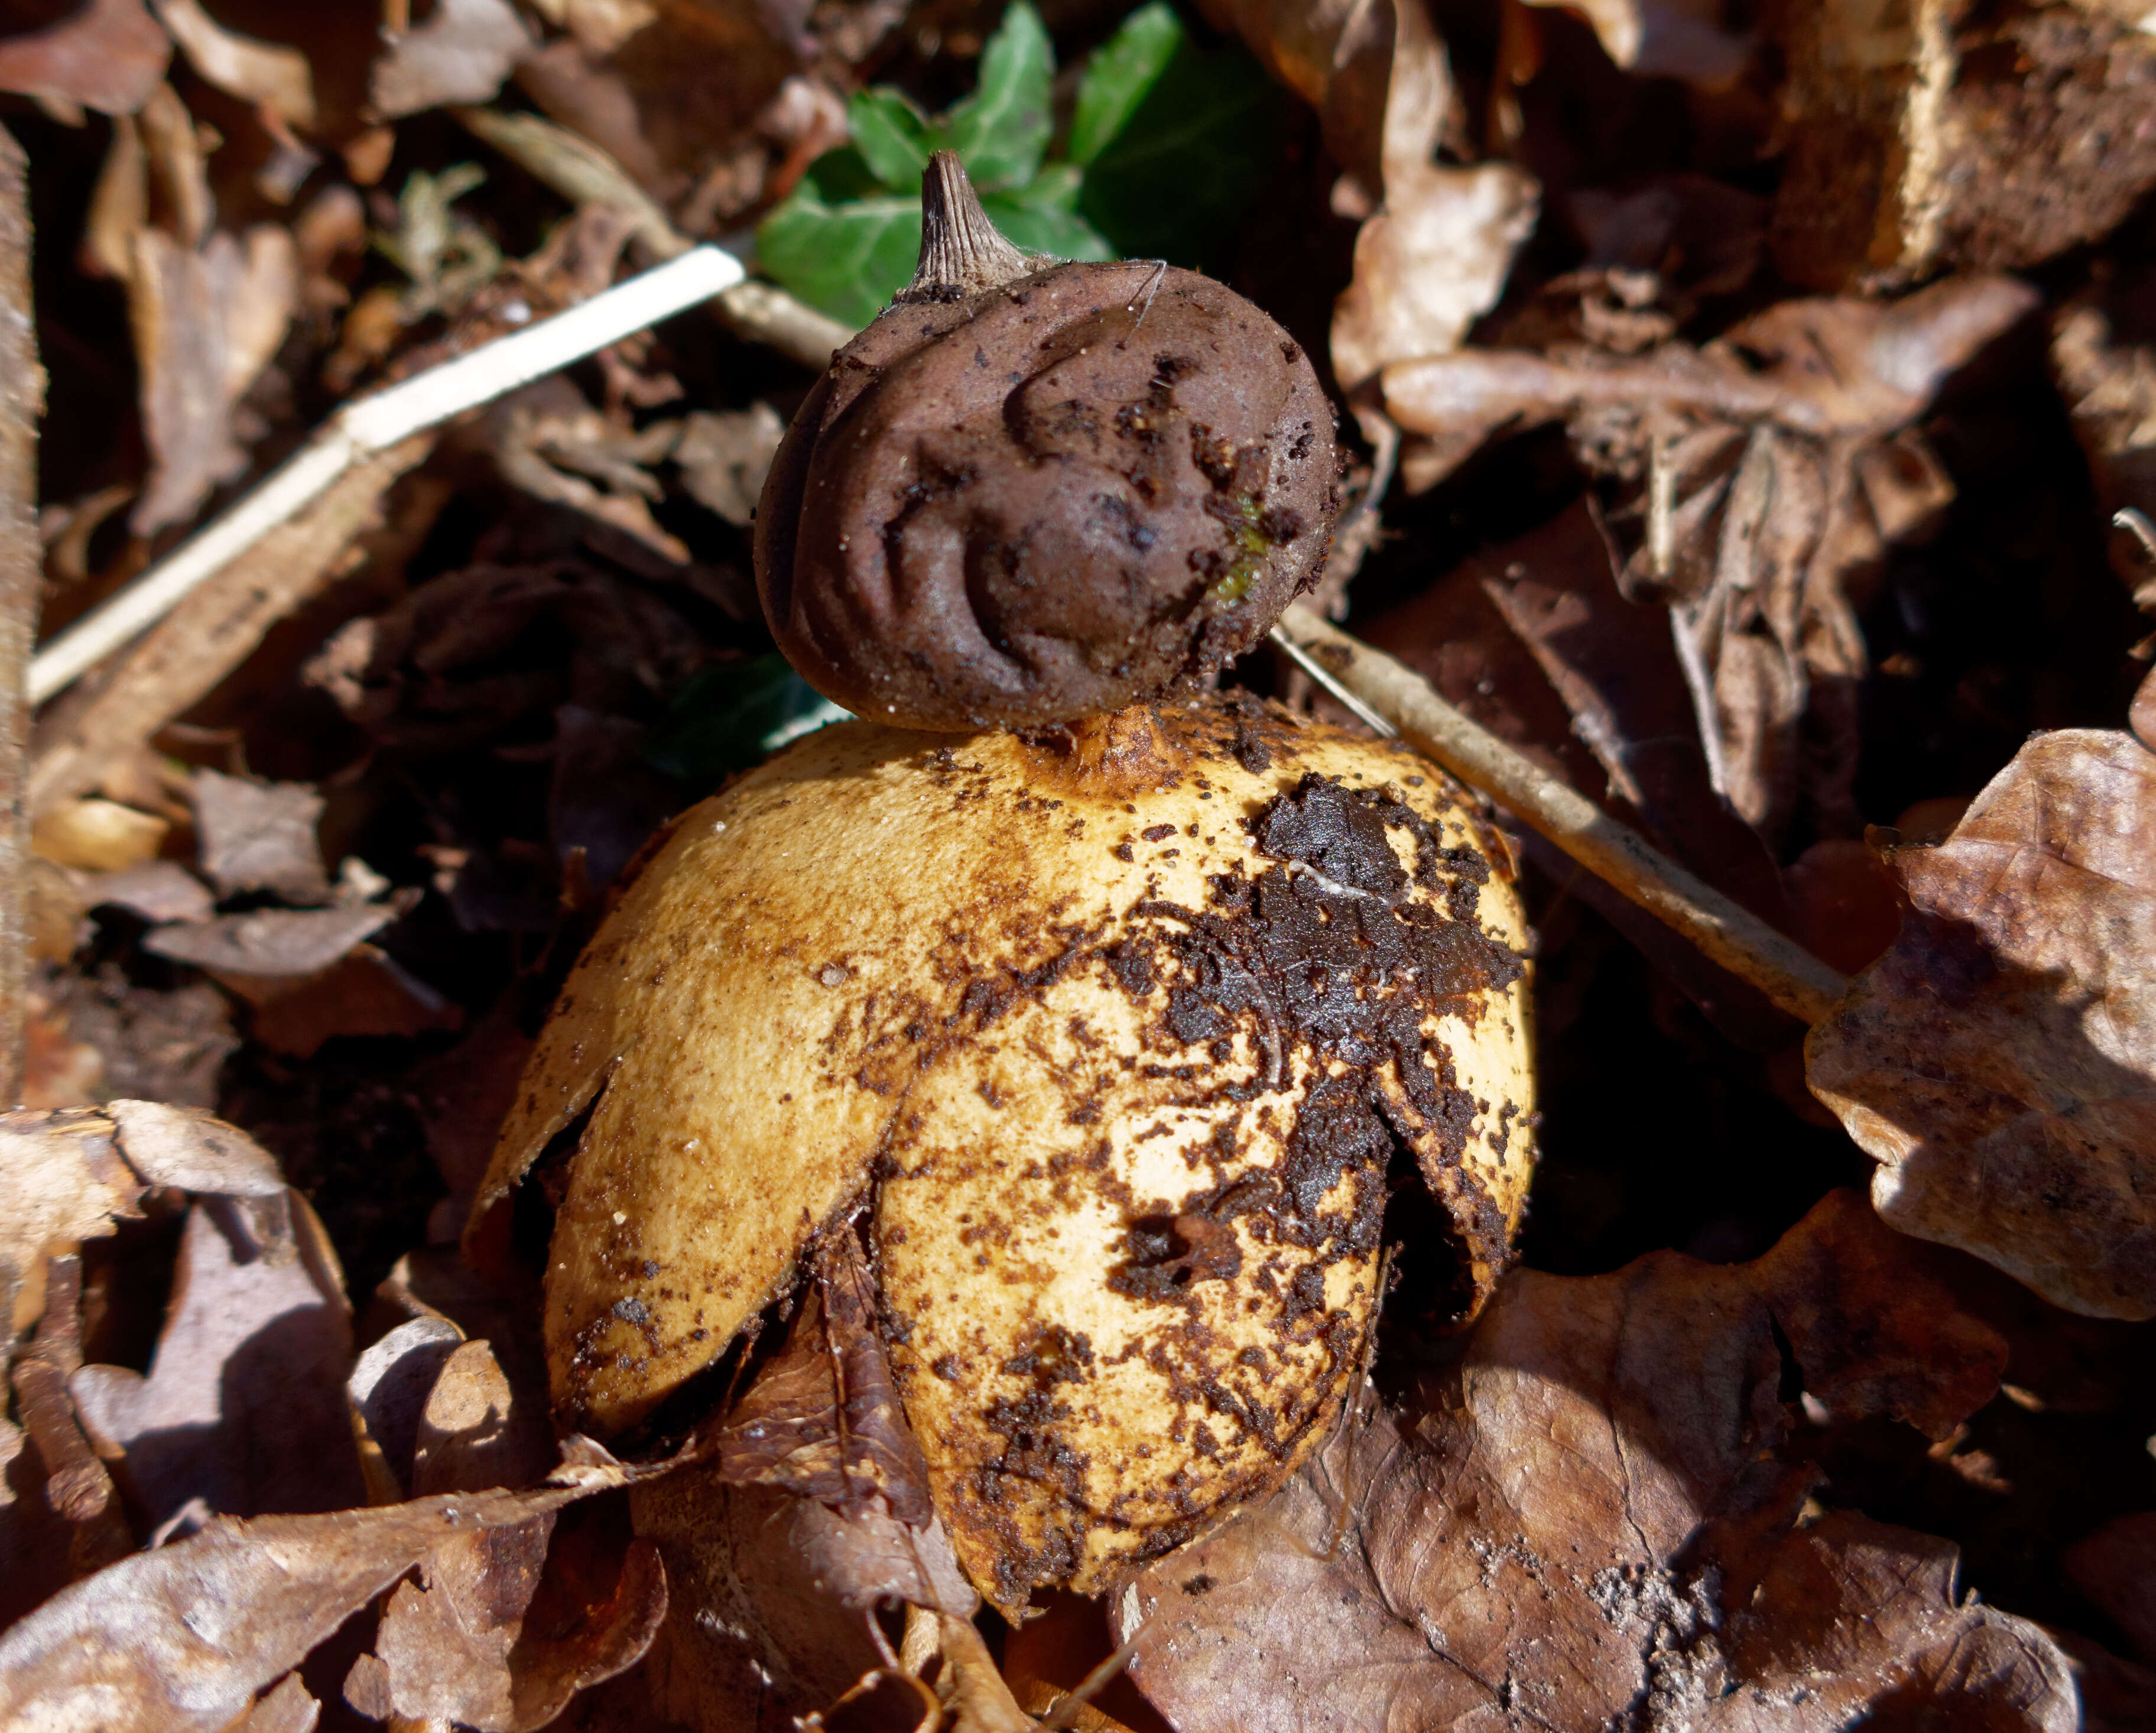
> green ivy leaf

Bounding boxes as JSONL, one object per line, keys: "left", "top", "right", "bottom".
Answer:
{"left": 983, "top": 198, "right": 1112, "bottom": 261}
{"left": 1078, "top": 25, "right": 1279, "bottom": 266}
{"left": 756, "top": 0, "right": 1277, "bottom": 327}
{"left": 938, "top": 0, "right": 1053, "bottom": 190}
{"left": 848, "top": 89, "right": 934, "bottom": 189}
{"left": 1069, "top": 2, "right": 1183, "bottom": 168}
{"left": 647, "top": 656, "right": 850, "bottom": 789}
{"left": 756, "top": 190, "right": 922, "bottom": 327}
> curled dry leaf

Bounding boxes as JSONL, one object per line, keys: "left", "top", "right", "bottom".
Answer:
{"left": 215, "top": 945, "right": 463, "bottom": 1060}
{"left": 70, "top": 1190, "right": 364, "bottom": 1528}
{"left": 191, "top": 769, "right": 330, "bottom": 904}
{"left": 348, "top": 1313, "right": 466, "bottom": 1504}
{"left": 411, "top": 1337, "right": 557, "bottom": 1496}
{"left": 1382, "top": 275, "right": 2039, "bottom": 472}
{"left": 33, "top": 965, "right": 238, "bottom": 1108}
{"left": 346, "top": 1342, "right": 661, "bottom": 1733}
{"left": 1807, "top": 728, "right": 2156, "bottom": 1319}
{"left": 144, "top": 901, "right": 397, "bottom": 976}
{"left": 709, "top": 1236, "right": 936, "bottom": 1527}
{"left": 152, "top": 0, "right": 314, "bottom": 131}
{"left": 636, "top": 1250, "right": 975, "bottom": 1731}
{"left": 0, "top": 0, "right": 170, "bottom": 118}
{"left": 0, "top": 1469, "right": 650, "bottom": 1733}
{"left": 128, "top": 222, "right": 300, "bottom": 536}
{"left": 1114, "top": 1191, "right": 2041, "bottom": 1732}
{"left": 1194, "top": 0, "right": 1532, "bottom": 437}
{"left": 370, "top": 0, "right": 534, "bottom": 119}
{"left": 673, "top": 402, "right": 785, "bottom": 528}
{"left": 491, "top": 380, "right": 689, "bottom": 564}
{"left": 84, "top": 859, "right": 216, "bottom": 925}
{"left": 1385, "top": 274, "right": 2034, "bottom": 840}
{"left": 1324, "top": 0, "right": 1537, "bottom": 400}
{"left": 512, "top": 0, "right": 803, "bottom": 200}
{"left": 0, "top": 1099, "right": 280, "bottom": 1364}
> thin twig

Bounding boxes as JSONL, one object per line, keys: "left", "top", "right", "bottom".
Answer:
{"left": 454, "top": 105, "right": 855, "bottom": 371}
{"left": 0, "top": 123, "right": 41, "bottom": 1102}
{"left": 1271, "top": 607, "right": 1852, "bottom": 1025}
{"left": 28, "top": 244, "right": 748, "bottom": 706}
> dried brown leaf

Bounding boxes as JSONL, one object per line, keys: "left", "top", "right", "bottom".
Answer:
{"left": 233, "top": 1672, "right": 318, "bottom": 1733}
{"left": 152, "top": 0, "right": 313, "bottom": 130}
{"left": 142, "top": 901, "right": 396, "bottom": 976}
{"left": 1385, "top": 274, "right": 2031, "bottom": 840}
{"left": 0, "top": 0, "right": 170, "bottom": 118}
{"left": 637, "top": 1471, "right": 974, "bottom": 1733}
{"left": 1326, "top": 0, "right": 1535, "bottom": 393}
{"left": 673, "top": 403, "right": 785, "bottom": 527}
{"left": 1807, "top": 728, "right": 2156, "bottom": 1319}
{"left": 0, "top": 1101, "right": 286, "bottom": 1366}
{"left": 711, "top": 1234, "right": 932, "bottom": 1526}
{"left": 33, "top": 796, "right": 167, "bottom": 871}
{"left": 413, "top": 1337, "right": 556, "bottom": 1495}
{"left": 126, "top": 222, "right": 299, "bottom": 536}
{"left": 1382, "top": 275, "right": 2038, "bottom": 462}
{"left": 190, "top": 770, "right": 330, "bottom": 903}
{"left": 1113, "top": 1192, "right": 2019, "bottom": 1731}
{"left": 83, "top": 859, "right": 215, "bottom": 925}
{"left": 102, "top": 1097, "right": 285, "bottom": 1193}
{"left": 363, "top": 1497, "right": 668, "bottom": 1732}
{"left": 71, "top": 1190, "right": 363, "bottom": 1528}
{"left": 637, "top": 1242, "right": 977, "bottom": 1731}
{"left": 0, "top": 1108, "right": 143, "bottom": 1352}
{"left": 348, "top": 1313, "right": 466, "bottom": 1504}
{"left": 1671, "top": 1510, "right": 2079, "bottom": 1729}
{"left": 215, "top": 945, "right": 462, "bottom": 1059}
{"left": 32, "top": 965, "right": 238, "bottom": 1107}
{"left": 514, "top": 0, "right": 801, "bottom": 197}
{"left": 371, "top": 0, "right": 534, "bottom": 120}
{"left": 0, "top": 1471, "right": 644, "bottom": 1733}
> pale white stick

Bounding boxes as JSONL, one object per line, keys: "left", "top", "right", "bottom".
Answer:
{"left": 1271, "top": 607, "right": 1852, "bottom": 1025}
{"left": 29, "top": 244, "right": 747, "bottom": 705}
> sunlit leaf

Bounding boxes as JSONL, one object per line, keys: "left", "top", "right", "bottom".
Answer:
{"left": 939, "top": 0, "right": 1054, "bottom": 190}
{"left": 1069, "top": 1, "right": 1183, "bottom": 168}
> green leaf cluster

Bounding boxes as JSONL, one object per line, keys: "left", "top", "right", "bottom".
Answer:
{"left": 645, "top": 655, "right": 850, "bottom": 790}
{"left": 757, "top": 1, "right": 1280, "bottom": 327}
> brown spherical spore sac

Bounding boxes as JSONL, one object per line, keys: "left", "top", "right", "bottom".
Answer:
{"left": 755, "top": 158, "right": 1339, "bottom": 731}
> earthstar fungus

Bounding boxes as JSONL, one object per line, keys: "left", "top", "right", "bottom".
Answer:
{"left": 475, "top": 160, "right": 1538, "bottom": 1631}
